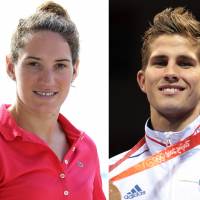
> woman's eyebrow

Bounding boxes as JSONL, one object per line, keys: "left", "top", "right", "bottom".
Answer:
{"left": 55, "top": 58, "right": 71, "bottom": 62}
{"left": 24, "top": 56, "right": 71, "bottom": 62}
{"left": 25, "top": 56, "right": 41, "bottom": 60}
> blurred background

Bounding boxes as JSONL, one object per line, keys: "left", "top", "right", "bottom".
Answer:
{"left": 109, "top": 0, "right": 200, "bottom": 158}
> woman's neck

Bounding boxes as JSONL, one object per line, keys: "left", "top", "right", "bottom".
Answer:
{"left": 8, "top": 103, "right": 69, "bottom": 160}
{"left": 8, "top": 103, "right": 60, "bottom": 141}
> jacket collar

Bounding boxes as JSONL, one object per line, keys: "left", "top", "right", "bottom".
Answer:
{"left": 145, "top": 115, "right": 200, "bottom": 154}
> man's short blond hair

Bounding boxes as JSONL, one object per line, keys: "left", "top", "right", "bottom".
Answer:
{"left": 141, "top": 7, "right": 200, "bottom": 69}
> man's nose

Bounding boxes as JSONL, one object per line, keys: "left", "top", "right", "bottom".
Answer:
{"left": 163, "top": 64, "right": 179, "bottom": 83}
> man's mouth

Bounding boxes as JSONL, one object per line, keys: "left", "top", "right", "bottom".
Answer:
{"left": 159, "top": 85, "right": 185, "bottom": 94}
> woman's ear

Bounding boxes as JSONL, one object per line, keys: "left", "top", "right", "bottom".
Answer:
{"left": 6, "top": 55, "right": 16, "bottom": 81}
{"left": 72, "top": 59, "right": 79, "bottom": 82}
{"left": 137, "top": 69, "right": 146, "bottom": 93}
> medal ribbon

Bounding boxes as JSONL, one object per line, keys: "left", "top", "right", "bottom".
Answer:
{"left": 109, "top": 137, "right": 145, "bottom": 172}
{"left": 110, "top": 124, "right": 200, "bottom": 182}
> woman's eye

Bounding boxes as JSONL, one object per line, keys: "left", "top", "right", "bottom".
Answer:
{"left": 28, "top": 62, "right": 39, "bottom": 67}
{"left": 56, "top": 63, "right": 67, "bottom": 69}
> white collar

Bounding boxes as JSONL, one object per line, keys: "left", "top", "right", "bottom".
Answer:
{"left": 145, "top": 115, "right": 200, "bottom": 154}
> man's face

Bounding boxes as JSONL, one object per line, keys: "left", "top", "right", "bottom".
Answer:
{"left": 137, "top": 34, "right": 200, "bottom": 119}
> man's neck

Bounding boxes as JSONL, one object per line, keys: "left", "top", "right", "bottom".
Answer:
{"left": 150, "top": 109, "right": 200, "bottom": 132}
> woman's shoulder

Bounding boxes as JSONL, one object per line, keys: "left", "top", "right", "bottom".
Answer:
{"left": 58, "top": 113, "right": 98, "bottom": 151}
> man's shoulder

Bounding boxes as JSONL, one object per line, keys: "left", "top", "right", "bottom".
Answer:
{"left": 110, "top": 143, "right": 149, "bottom": 163}
{"left": 110, "top": 150, "right": 129, "bottom": 165}
{"left": 109, "top": 143, "right": 150, "bottom": 178}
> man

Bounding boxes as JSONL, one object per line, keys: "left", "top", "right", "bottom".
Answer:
{"left": 109, "top": 7, "right": 200, "bottom": 200}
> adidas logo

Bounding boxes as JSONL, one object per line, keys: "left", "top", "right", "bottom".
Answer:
{"left": 124, "top": 184, "right": 146, "bottom": 199}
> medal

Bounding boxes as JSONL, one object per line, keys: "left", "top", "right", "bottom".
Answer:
{"left": 109, "top": 181, "right": 121, "bottom": 200}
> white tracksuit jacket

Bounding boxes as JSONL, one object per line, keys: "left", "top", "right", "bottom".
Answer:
{"left": 110, "top": 115, "right": 200, "bottom": 200}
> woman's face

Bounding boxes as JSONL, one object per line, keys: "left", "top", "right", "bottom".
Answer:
{"left": 7, "top": 31, "right": 78, "bottom": 114}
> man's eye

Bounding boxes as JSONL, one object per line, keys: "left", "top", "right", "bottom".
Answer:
{"left": 178, "top": 62, "right": 193, "bottom": 67}
{"left": 152, "top": 61, "right": 167, "bottom": 67}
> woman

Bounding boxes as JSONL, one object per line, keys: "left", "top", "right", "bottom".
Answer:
{"left": 0, "top": 1, "right": 105, "bottom": 199}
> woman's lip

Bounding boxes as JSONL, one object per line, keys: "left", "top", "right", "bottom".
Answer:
{"left": 33, "top": 91, "right": 58, "bottom": 96}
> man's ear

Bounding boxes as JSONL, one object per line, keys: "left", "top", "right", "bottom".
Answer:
{"left": 6, "top": 55, "right": 16, "bottom": 81}
{"left": 72, "top": 59, "right": 79, "bottom": 82}
{"left": 137, "top": 69, "right": 146, "bottom": 93}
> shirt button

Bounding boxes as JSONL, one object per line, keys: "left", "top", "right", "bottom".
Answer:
{"left": 59, "top": 173, "right": 65, "bottom": 179}
{"left": 72, "top": 146, "right": 76, "bottom": 152}
{"left": 64, "top": 190, "right": 69, "bottom": 196}
{"left": 80, "top": 134, "right": 84, "bottom": 140}
{"left": 64, "top": 159, "right": 69, "bottom": 164}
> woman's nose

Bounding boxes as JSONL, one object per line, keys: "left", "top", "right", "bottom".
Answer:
{"left": 39, "top": 69, "right": 55, "bottom": 84}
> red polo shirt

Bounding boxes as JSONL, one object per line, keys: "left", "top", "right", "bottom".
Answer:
{"left": 0, "top": 104, "right": 105, "bottom": 200}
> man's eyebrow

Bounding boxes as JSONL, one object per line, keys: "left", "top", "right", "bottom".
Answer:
{"left": 149, "top": 55, "right": 168, "bottom": 64}
{"left": 177, "top": 55, "right": 197, "bottom": 64}
{"left": 178, "top": 55, "right": 196, "bottom": 60}
{"left": 150, "top": 55, "right": 167, "bottom": 60}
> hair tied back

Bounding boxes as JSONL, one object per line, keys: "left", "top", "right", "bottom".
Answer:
{"left": 37, "top": 1, "right": 69, "bottom": 18}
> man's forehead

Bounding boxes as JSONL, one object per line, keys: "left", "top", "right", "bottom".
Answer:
{"left": 149, "top": 35, "right": 199, "bottom": 60}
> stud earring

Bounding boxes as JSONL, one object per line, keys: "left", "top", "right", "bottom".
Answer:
{"left": 71, "top": 80, "right": 75, "bottom": 87}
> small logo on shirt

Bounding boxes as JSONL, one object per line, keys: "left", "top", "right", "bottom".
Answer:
{"left": 124, "top": 184, "right": 146, "bottom": 199}
{"left": 76, "top": 160, "right": 84, "bottom": 168}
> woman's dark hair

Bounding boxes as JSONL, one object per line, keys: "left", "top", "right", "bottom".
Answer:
{"left": 11, "top": 1, "right": 79, "bottom": 65}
